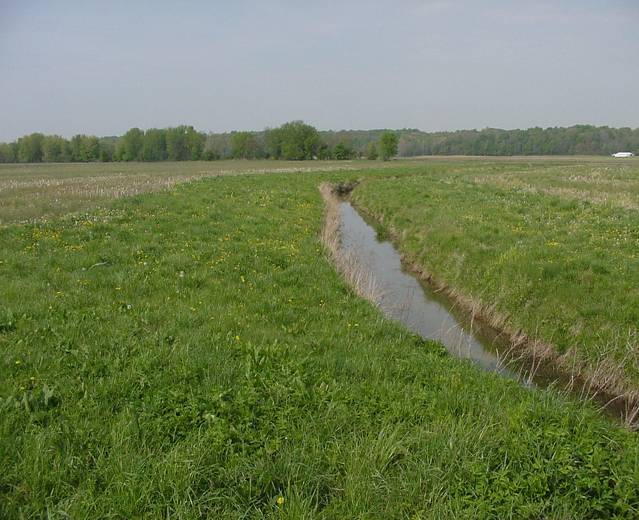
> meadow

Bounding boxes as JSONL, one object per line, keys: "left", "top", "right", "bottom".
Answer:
{"left": 0, "top": 160, "right": 370, "bottom": 224}
{"left": 0, "top": 157, "right": 613, "bottom": 224}
{"left": 1, "top": 159, "right": 639, "bottom": 518}
{"left": 352, "top": 160, "right": 639, "bottom": 405}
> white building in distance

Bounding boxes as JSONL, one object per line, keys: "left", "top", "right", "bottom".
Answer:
{"left": 612, "top": 152, "right": 635, "bottom": 158}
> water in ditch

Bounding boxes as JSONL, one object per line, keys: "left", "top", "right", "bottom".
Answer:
{"left": 338, "top": 200, "right": 519, "bottom": 378}
{"left": 338, "top": 199, "right": 636, "bottom": 424}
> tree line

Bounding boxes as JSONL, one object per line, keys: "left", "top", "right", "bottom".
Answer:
{"left": 394, "top": 125, "right": 639, "bottom": 157}
{"left": 1, "top": 123, "right": 636, "bottom": 164}
{"left": 0, "top": 121, "right": 398, "bottom": 163}
{"left": 0, "top": 126, "right": 212, "bottom": 164}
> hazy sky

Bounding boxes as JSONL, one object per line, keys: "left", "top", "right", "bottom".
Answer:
{"left": 1, "top": 0, "right": 638, "bottom": 140}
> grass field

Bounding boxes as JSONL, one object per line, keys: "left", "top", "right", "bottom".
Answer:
{"left": 2, "top": 159, "right": 639, "bottom": 518}
{"left": 0, "top": 157, "right": 621, "bottom": 225}
{"left": 0, "top": 160, "right": 372, "bottom": 224}
{"left": 352, "top": 160, "right": 639, "bottom": 402}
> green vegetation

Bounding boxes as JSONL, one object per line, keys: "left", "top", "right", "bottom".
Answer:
{"left": 0, "top": 159, "right": 373, "bottom": 224}
{"left": 324, "top": 125, "right": 639, "bottom": 157}
{"left": 115, "top": 126, "right": 206, "bottom": 162}
{"left": 231, "top": 131, "right": 261, "bottom": 159}
{"left": 379, "top": 132, "right": 399, "bottom": 161}
{"left": 1, "top": 160, "right": 639, "bottom": 517}
{"left": 3, "top": 124, "right": 638, "bottom": 164}
{"left": 264, "top": 121, "right": 322, "bottom": 160}
{"left": 395, "top": 125, "right": 639, "bottom": 157}
{"left": 331, "top": 141, "right": 356, "bottom": 160}
{"left": 116, "top": 127, "right": 144, "bottom": 161}
{"left": 366, "top": 141, "right": 378, "bottom": 160}
{"left": 352, "top": 161, "right": 639, "bottom": 397}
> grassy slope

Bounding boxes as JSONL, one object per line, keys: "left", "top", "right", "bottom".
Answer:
{"left": 1, "top": 170, "right": 638, "bottom": 518}
{"left": 352, "top": 164, "right": 639, "bottom": 393}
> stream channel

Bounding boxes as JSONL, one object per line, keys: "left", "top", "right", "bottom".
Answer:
{"left": 338, "top": 198, "right": 633, "bottom": 424}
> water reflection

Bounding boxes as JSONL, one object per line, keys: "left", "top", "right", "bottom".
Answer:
{"left": 339, "top": 200, "right": 516, "bottom": 378}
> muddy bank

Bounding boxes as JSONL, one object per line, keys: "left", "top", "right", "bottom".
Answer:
{"left": 320, "top": 182, "right": 638, "bottom": 428}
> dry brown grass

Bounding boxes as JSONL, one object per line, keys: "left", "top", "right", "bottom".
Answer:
{"left": 319, "top": 182, "right": 381, "bottom": 303}
{"left": 473, "top": 163, "right": 639, "bottom": 210}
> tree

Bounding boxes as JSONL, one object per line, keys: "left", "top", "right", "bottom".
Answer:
{"left": 142, "top": 129, "right": 167, "bottom": 161}
{"left": 332, "top": 141, "right": 355, "bottom": 160}
{"left": 366, "top": 142, "right": 378, "bottom": 160}
{"left": 70, "top": 135, "right": 100, "bottom": 162}
{"left": 264, "top": 127, "right": 282, "bottom": 159}
{"left": 165, "top": 126, "right": 205, "bottom": 161}
{"left": 17, "top": 133, "right": 45, "bottom": 163}
{"left": 379, "top": 132, "right": 399, "bottom": 161}
{"left": 317, "top": 142, "right": 332, "bottom": 160}
{"left": 265, "top": 121, "right": 321, "bottom": 160}
{"left": 230, "top": 131, "right": 259, "bottom": 159}
{"left": 185, "top": 127, "right": 205, "bottom": 160}
{"left": 70, "top": 135, "right": 85, "bottom": 161}
{"left": 202, "top": 148, "right": 220, "bottom": 161}
{"left": 4, "top": 125, "right": 639, "bottom": 163}
{"left": 165, "top": 127, "right": 188, "bottom": 160}
{"left": 42, "top": 135, "right": 69, "bottom": 162}
{"left": 98, "top": 137, "right": 116, "bottom": 162}
{"left": 117, "top": 128, "right": 144, "bottom": 161}
{"left": 0, "top": 143, "right": 16, "bottom": 163}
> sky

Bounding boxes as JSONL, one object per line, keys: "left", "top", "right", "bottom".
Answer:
{"left": 1, "top": 0, "right": 638, "bottom": 141}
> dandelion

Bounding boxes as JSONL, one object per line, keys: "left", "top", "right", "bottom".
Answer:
{"left": 15, "top": 360, "right": 21, "bottom": 365}
{"left": 235, "top": 335, "right": 240, "bottom": 341}
{"left": 276, "top": 496, "right": 285, "bottom": 506}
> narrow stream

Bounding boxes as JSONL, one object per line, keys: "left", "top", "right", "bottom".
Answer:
{"left": 338, "top": 198, "right": 637, "bottom": 425}
{"left": 339, "top": 200, "right": 518, "bottom": 378}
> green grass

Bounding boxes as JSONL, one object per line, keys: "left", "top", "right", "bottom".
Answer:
{"left": 1, "top": 162, "right": 639, "bottom": 517}
{"left": 472, "top": 162, "right": 639, "bottom": 210}
{"left": 0, "top": 156, "right": 624, "bottom": 225}
{"left": 0, "top": 159, "right": 377, "bottom": 224}
{"left": 351, "top": 161, "right": 639, "bottom": 396}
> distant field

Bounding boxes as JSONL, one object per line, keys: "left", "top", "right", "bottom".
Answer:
{"left": 2, "top": 158, "right": 639, "bottom": 517}
{"left": 0, "top": 160, "right": 371, "bottom": 224}
{"left": 352, "top": 160, "right": 639, "bottom": 400}
{"left": 1, "top": 156, "right": 631, "bottom": 223}
{"left": 473, "top": 162, "right": 639, "bottom": 209}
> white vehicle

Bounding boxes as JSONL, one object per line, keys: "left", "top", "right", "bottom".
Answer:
{"left": 612, "top": 152, "right": 635, "bottom": 158}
